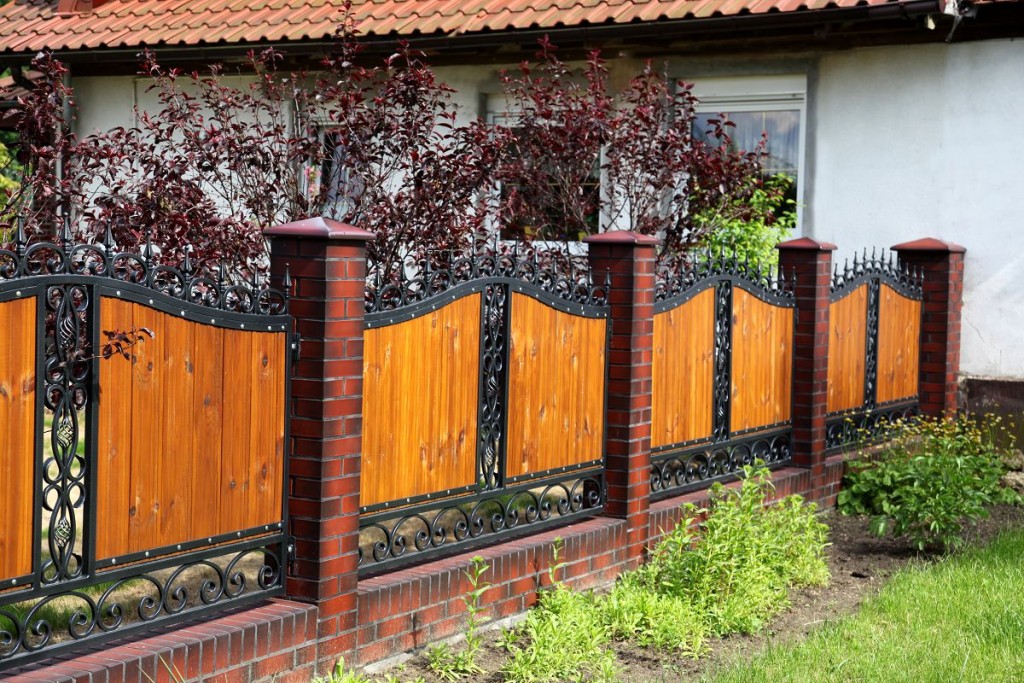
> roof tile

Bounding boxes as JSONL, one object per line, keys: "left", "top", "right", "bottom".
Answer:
{"left": 0, "top": 0, "right": 975, "bottom": 55}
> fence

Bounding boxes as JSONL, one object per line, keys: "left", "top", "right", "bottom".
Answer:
{"left": 0, "top": 229, "right": 292, "bottom": 667}
{"left": 2, "top": 220, "right": 965, "bottom": 678}
{"left": 650, "top": 254, "right": 796, "bottom": 497}
{"left": 358, "top": 254, "right": 609, "bottom": 574}
{"left": 825, "top": 251, "right": 923, "bottom": 449}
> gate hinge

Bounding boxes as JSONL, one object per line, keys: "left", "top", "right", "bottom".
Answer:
{"left": 290, "top": 333, "right": 302, "bottom": 362}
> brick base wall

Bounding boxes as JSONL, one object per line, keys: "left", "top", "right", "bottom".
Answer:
{"left": 354, "top": 519, "right": 629, "bottom": 666}
{"left": 6, "top": 601, "right": 319, "bottom": 683}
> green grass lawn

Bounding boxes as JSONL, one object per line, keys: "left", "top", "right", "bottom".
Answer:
{"left": 707, "top": 530, "right": 1024, "bottom": 683}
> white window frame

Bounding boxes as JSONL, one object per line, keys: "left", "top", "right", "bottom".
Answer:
{"left": 689, "top": 74, "right": 808, "bottom": 233}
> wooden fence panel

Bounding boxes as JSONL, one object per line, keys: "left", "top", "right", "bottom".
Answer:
{"left": 730, "top": 288, "right": 793, "bottom": 433}
{"left": 505, "top": 294, "right": 606, "bottom": 479}
{"left": 361, "top": 295, "right": 481, "bottom": 508}
{"left": 96, "top": 298, "right": 135, "bottom": 561}
{"left": 220, "top": 328, "right": 254, "bottom": 536}
{"left": 651, "top": 289, "right": 715, "bottom": 448}
{"left": 827, "top": 284, "right": 868, "bottom": 414}
{"left": 0, "top": 298, "right": 37, "bottom": 582}
{"left": 190, "top": 323, "right": 225, "bottom": 541}
{"left": 876, "top": 284, "right": 921, "bottom": 405}
{"left": 96, "top": 299, "right": 287, "bottom": 560}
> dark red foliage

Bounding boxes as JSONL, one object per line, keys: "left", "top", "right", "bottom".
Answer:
{"left": 0, "top": 30, "right": 772, "bottom": 280}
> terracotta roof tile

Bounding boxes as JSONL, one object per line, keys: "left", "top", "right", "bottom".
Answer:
{"left": 0, "top": 0, "right": 964, "bottom": 56}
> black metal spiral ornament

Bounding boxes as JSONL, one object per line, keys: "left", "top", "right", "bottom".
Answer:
{"left": 477, "top": 283, "right": 508, "bottom": 491}
{"left": 41, "top": 284, "right": 90, "bottom": 585}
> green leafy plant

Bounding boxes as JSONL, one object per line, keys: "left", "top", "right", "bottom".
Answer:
{"left": 501, "top": 584, "right": 618, "bottom": 683}
{"left": 312, "top": 658, "right": 372, "bottom": 683}
{"left": 838, "top": 413, "right": 1021, "bottom": 551}
{"left": 700, "top": 173, "right": 796, "bottom": 270}
{"left": 497, "top": 465, "right": 827, "bottom": 678}
{"left": 501, "top": 539, "right": 618, "bottom": 683}
{"left": 425, "top": 556, "right": 490, "bottom": 681}
{"left": 633, "top": 464, "right": 829, "bottom": 636}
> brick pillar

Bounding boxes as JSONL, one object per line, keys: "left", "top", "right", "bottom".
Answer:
{"left": 777, "top": 237, "right": 836, "bottom": 478}
{"left": 892, "top": 238, "right": 966, "bottom": 417}
{"left": 584, "top": 231, "right": 659, "bottom": 567}
{"left": 264, "top": 216, "right": 374, "bottom": 669}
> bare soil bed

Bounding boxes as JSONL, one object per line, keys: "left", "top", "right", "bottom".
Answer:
{"left": 395, "top": 505, "right": 1024, "bottom": 683}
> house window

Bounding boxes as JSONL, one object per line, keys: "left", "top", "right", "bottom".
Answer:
{"left": 487, "top": 107, "right": 603, "bottom": 246}
{"left": 689, "top": 75, "right": 807, "bottom": 228}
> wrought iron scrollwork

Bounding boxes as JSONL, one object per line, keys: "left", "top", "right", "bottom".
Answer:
{"left": 712, "top": 281, "right": 733, "bottom": 442}
{"left": 478, "top": 284, "right": 508, "bottom": 490}
{"left": 830, "top": 248, "right": 923, "bottom": 300}
{"left": 359, "top": 476, "right": 603, "bottom": 572}
{"left": 650, "top": 432, "right": 792, "bottom": 496}
{"left": 655, "top": 248, "right": 794, "bottom": 306}
{"left": 41, "top": 284, "right": 90, "bottom": 584}
{"left": 0, "top": 546, "right": 283, "bottom": 662}
{"left": 365, "top": 249, "right": 608, "bottom": 314}
{"left": 864, "top": 278, "right": 880, "bottom": 410}
{"left": 825, "top": 405, "right": 919, "bottom": 452}
{"left": 0, "top": 224, "right": 289, "bottom": 316}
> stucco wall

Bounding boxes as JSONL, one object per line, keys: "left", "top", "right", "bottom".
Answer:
{"left": 810, "top": 39, "right": 1024, "bottom": 380}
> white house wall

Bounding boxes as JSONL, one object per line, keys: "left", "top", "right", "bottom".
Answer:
{"left": 811, "top": 39, "right": 1024, "bottom": 381}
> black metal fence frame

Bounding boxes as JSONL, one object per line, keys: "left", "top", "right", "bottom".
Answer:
{"left": 359, "top": 253, "right": 610, "bottom": 577}
{"left": 825, "top": 251, "right": 923, "bottom": 452}
{"left": 0, "top": 234, "right": 293, "bottom": 669}
{"left": 650, "top": 255, "right": 796, "bottom": 499}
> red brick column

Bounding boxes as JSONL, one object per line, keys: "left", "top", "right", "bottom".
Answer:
{"left": 585, "top": 231, "right": 659, "bottom": 567}
{"left": 892, "top": 238, "right": 966, "bottom": 417}
{"left": 777, "top": 237, "right": 836, "bottom": 477}
{"left": 264, "top": 216, "right": 374, "bottom": 669}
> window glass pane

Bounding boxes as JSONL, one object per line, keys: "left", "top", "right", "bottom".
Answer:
{"left": 694, "top": 109, "right": 800, "bottom": 179}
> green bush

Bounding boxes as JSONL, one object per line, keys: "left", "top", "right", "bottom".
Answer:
{"left": 501, "top": 585, "right": 618, "bottom": 683}
{"left": 499, "top": 464, "right": 829, "bottom": 679}
{"left": 837, "top": 413, "right": 1021, "bottom": 551}
{"left": 636, "top": 465, "right": 829, "bottom": 636}
{"left": 700, "top": 174, "right": 796, "bottom": 270}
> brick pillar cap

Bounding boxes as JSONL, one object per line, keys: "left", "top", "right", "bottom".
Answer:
{"left": 891, "top": 237, "right": 966, "bottom": 253}
{"left": 264, "top": 217, "right": 375, "bottom": 242}
{"left": 583, "top": 230, "right": 660, "bottom": 246}
{"left": 777, "top": 236, "right": 837, "bottom": 251}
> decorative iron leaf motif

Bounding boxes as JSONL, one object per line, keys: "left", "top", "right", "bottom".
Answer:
{"left": 712, "top": 281, "right": 732, "bottom": 443}
{"left": 864, "top": 278, "right": 880, "bottom": 410}
{"left": 477, "top": 284, "right": 508, "bottom": 491}
{"left": 41, "top": 284, "right": 90, "bottom": 585}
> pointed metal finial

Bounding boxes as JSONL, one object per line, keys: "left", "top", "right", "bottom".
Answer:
{"left": 182, "top": 245, "right": 193, "bottom": 277}
{"left": 143, "top": 228, "right": 154, "bottom": 263}
{"left": 60, "top": 214, "right": 72, "bottom": 247}
{"left": 15, "top": 216, "right": 26, "bottom": 257}
{"left": 283, "top": 263, "right": 293, "bottom": 298}
{"left": 102, "top": 221, "right": 115, "bottom": 252}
